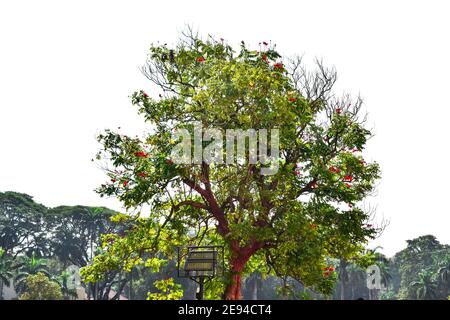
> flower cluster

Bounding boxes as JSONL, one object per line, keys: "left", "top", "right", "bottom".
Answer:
{"left": 322, "top": 265, "right": 335, "bottom": 277}
{"left": 329, "top": 166, "right": 341, "bottom": 174}
{"left": 343, "top": 175, "right": 354, "bottom": 189}
{"left": 137, "top": 172, "right": 147, "bottom": 178}
{"left": 134, "top": 151, "right": 149, "bottom": 158}
{"left": 273, "top": 62, "right": 283, "bottom": 70}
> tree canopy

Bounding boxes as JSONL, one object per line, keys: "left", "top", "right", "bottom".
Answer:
{"left": 82, "top": 30, "right": 381, "bottom": 299}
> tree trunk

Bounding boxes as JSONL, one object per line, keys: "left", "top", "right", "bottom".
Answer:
{"left": 251, "top": 278, "right": 258, "bottom": 300}
{"left": 339, "top": 258, "right": 347, "bottom": 300}
{"left": 224, "top": 255, "right": 248, "bottom": 300}
{"left": 340, "top": 281, "right": 345, "bottom": 300}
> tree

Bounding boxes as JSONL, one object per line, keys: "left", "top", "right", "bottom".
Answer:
{"left": 45, "top": 205, "right": 116, "bottom": 268}
{"left": 394, "top": 235, "right": 450, "bottom": 299}
{"left": 0, "top": 248, "right": 14, "bottom": 299}
{"left": 19, "top": 272, "right": 63, "bottom": 300}
{"left": 411, "top": 271, "right": 438, "bottom": 300}
{"left": 14, "top": 252, "right": 50, "bottom": 294}
{"left": 0, "top": 192, "right": 47, "bottom": 257}
{"left": 82, "top": 30, "right": 380, "bottom": 299}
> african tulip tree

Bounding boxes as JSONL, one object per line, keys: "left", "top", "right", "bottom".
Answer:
{"left": 83, "top": 31, "right": 380, "bottom": 300}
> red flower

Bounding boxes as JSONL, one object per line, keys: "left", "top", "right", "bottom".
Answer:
{"left": 294, "top": 169, "right": 301, "bottom": 176}
{"left": 197, "top": 56, "right": 205, "bottom": 63}
{"left": 137, "top": 172, "right": 147, "bottom": 178}
{"left": 288, "top": 97, "right": 297, "bottom": 102}
{"left": 311, "top": 223, "right": 317, "bottom": 230}
{"left": 123, "top": 181, "right": 128, "bottom": 187}
{"left": 329, "top": 266, "right": 335, "bottom": 272}
{"left": 336, "top": 108, "right": 342, "bottom": 114}
{"left": 111, "top": 179, "right": 116, "bottom": 183}
{"left": 273, "top": 63, "right": 283, "bottom": 70}
{"left": 329, "top": 166, "right": 340, "bottom": 173}
{"left": 348, "top": 203, "right": 353, "bottom": 208}
{"left": 134, "top": 151, "right": 148, "bottom": 158}
{"left": 344, "top": 175, "right": 353, "bottom": 182}
{"left": 323, "top": 271, "right": 330, "bottom": 277}
{"left": 262, "top": 54, "right": 268, "bottom": 61}
{"left": 143, "top": 92, "right": 148, "bottom": 98}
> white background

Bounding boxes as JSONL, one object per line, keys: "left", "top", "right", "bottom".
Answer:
{"left": 1, "top": 0, "right": 449, "bottom": 256}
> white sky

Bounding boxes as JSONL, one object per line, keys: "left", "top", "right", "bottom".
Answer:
{"left": 1, "top": 0, "right": 449, "bottom": 257}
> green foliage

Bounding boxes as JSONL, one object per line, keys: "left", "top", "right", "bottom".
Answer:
{"left": 0, "top": 192, "right": 47, "bottom": 255}
{"left": 0, "top": 192, "right": 119, "bottom": 299}
{"left": 379, "top": 290, "right": 397, "bottom": 300}
{"left": 147, "top": 278, "right": 183, "bottom": 300}
{"left": 14, "top": 252, "right": 51, "bottom": 294}
{"left": 0, "top": 191, "right": 116, "bottom": 268}
{"left": 19, "top": 272, "right": 63, "bottom": 300}
{"left": 87, "top": 30, "right": 381, "bottom": 298}
{"left": 395, "top": 235, "right": 450, "bottom": 299}
{"left": 411, "top": 271, "right": 438, "bottom": 300}
{"left": 0, "top": 248, "right": 14, "bottom": 299}
{"left": 46, "top": 205, "right": 117, "bottom": 267}
{"left": 56, "top": 270, "right": 78, "bottom": 299}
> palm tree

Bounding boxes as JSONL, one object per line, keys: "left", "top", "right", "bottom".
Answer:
{"left": 14, "top": 252, "right": 50, "bottom": 294}
{"left": 411, "top": 271, "right": 438, "bottom": 300}
{"left": 0, "top": 248, "right": 14, "bottom": 299}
